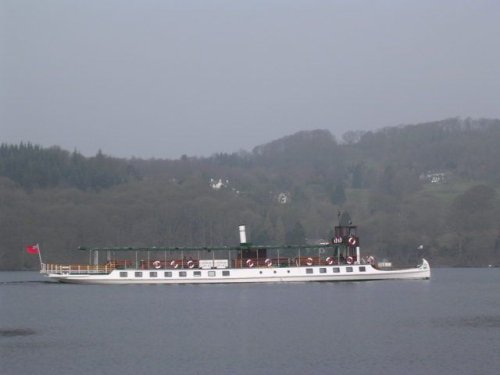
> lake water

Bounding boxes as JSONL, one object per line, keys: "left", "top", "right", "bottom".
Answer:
{"left": 1, "top": 269, "right": 499, "bottom": 375}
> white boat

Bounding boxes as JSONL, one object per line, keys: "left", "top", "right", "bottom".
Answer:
{"left": 41, "top": 223, "right": 430, "bottom": 284}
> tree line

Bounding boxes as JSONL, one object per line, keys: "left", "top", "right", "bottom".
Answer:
{"left": 0, "top": 143, "right": 137, "bottom": 190}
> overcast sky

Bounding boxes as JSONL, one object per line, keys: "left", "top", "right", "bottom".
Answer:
{"left": 1, "top": 0, "right": 499, "bottom": 159}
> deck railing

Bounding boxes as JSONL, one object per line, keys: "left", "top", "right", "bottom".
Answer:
{"left": 42, "top": 263, "right": 115, "bottom": 275}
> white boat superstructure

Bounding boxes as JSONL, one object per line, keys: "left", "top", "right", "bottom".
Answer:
{"left": 41, "top": 222, "right": 431, "bottom": 284}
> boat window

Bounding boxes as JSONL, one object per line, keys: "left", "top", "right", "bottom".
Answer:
{"left": 150, "top": 272, "right": 157, "bottom": 277}
{"left": 333, "top": 267, "right": 340, "bottom": 273}
{"left": 346, "top": 267, "right": 353, "bottom": 272}
{"left": 164, "top": 271, "right": 172, "bottom": 277}
{"left": 208, "top": 271, "right": 216, "bottom": 277}
{"left": 120, "top": 272, "right": 128, "bottom": 278}
{"left": 135, "top": 272, "right": 143, "bottom": 278}
{"left": 222, "top": 271, "right": 230, "bottom": 276}
{"left": 306, "top": 268, "right": 313, "bottom": 274}
{"left": 359, "top": 266, "right": 366, "bottom": 272}
{"left": 179, "top": 271, "right": 187, "bottom": 277}
{"left": 319, "top": 268, "right": 327, "bottom": 274}
{"left": 193, "top": 271, "right": 201, "bottom": 277}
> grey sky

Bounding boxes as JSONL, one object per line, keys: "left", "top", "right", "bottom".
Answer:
{"left": 1, "top": 0, "right": 499, "bottom": 159}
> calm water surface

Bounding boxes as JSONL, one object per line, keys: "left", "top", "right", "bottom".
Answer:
{"left": 1, "top": 269, "right": 499, "bottom": 375}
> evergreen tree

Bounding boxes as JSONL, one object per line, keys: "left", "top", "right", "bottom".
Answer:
{"left": 285, "top": 221, "right": 306, "bottom": 245}
{"left": 331, "top": 183, "right": 346, "bottom": 205}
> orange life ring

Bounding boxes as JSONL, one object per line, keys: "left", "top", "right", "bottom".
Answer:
{"left": 152, "top": 260, "right": 161, "bottom": 269}
{"left": 265, "top": 258, "right": 272, "bottom": 267}
{"left": 306, "top": 257, "right": 314, "bottom": 266}
{"left": 346, "top": 256, "right": 354, "bottom": 265}
{"left": 348, "top": 237, "right": 357, "bottom": 246}
{"left": 187, "top": 260, "right": 195, "bottom": 269}
{"left": 326, "top": 257, "right": 334, "bottom": 265}
{"left": 246, "top": 259, "right": 255, "bottom": 268}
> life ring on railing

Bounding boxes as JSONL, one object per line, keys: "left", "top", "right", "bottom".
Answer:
{"left": 265, "top": 258, "right": 272, "bottom": 267}
{"left": 348, "top": 237, "right": 357, "bottom": 246}
{"left": 346, "top": 256, "right": 354, "bottom": 265}
{"left": 326, "top": 257, "right": 334, "bottom": 265}
{"left": 170, "top": 260, "right": 179, "bottom": 269}
{"left": 187, "top": 260, "right": 195, "bottom": 269}
{"left": 306, "top": 257, "right": 314, "bottom": 266}
{"left": 246, "top": 259, "right": 255, "bottom": 268}
{"left": 152, "top": 260, "right": 161, "bottom": 269}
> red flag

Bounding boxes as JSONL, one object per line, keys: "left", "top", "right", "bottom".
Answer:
{"left": 26, "top": 244, "right": 40, "bottom": 254}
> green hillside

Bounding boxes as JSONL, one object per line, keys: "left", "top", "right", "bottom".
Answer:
{"left": 1, "top": 118, "right": 499, "bottom": 269}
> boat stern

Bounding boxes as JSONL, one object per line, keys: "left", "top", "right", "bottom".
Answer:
{"left": 419, "top": 258, "right": 431, "bottom": 279}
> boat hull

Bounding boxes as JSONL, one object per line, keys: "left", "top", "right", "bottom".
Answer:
{"left": 45, "top": 259, "right": 431, "bottom": 285}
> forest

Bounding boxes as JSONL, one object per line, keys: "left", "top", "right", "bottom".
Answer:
{"left": 1, "top": 117, "right": 500, "bottom": 270}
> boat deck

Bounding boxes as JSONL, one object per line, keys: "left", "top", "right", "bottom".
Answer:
{"left": 42, "top": 255, "right": 359, "bottom": 275}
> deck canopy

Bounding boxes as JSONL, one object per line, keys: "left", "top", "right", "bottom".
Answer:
{"left": 77, "top": 243, "right": 334, "bottom": 252}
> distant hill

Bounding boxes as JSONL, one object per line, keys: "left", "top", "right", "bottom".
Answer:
{"left": 0, "top": 143, "right": 138, "bottom": 190}
{"left": 1, "top": 118, "right": 499, "bottom": 269}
